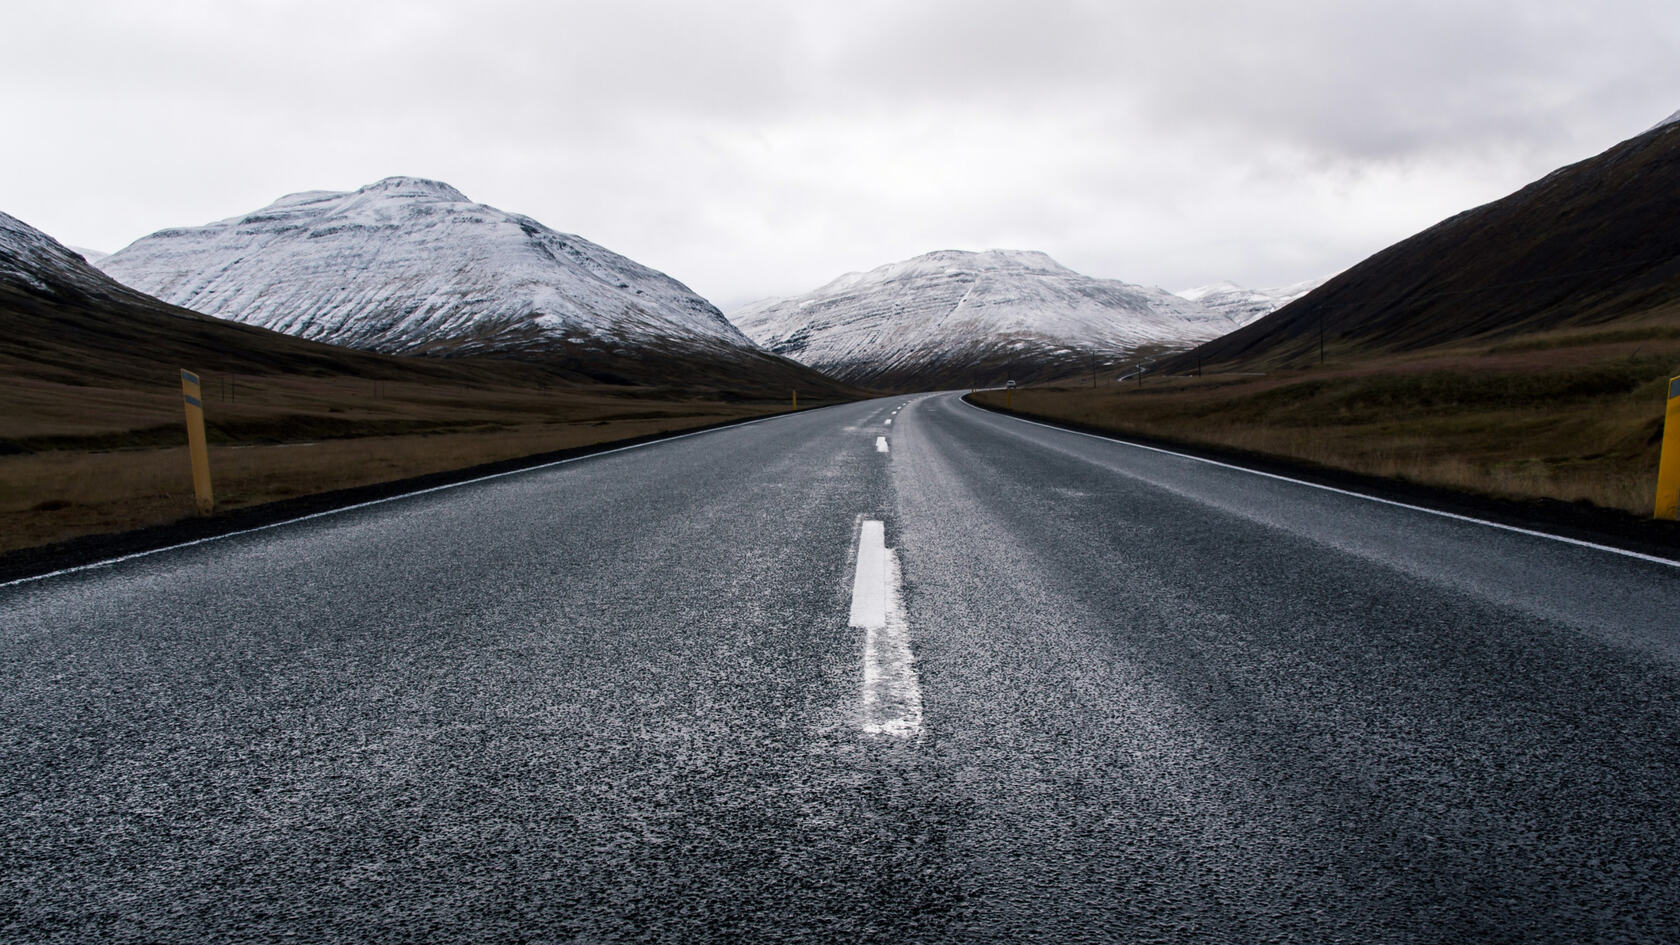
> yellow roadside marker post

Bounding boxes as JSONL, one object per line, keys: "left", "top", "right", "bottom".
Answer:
{"left": 792, "top": 390, "right": 798, "bottom": 410}
{"left": 180, "top": 369, "right": 215, "bottom": 515}
{"left": 1655, "top": 376, "right": 1680, "bottom": 519}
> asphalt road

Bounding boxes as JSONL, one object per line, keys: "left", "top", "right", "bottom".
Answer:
{"left": 3, "top": 392, "right": 1678, "bottom": 943}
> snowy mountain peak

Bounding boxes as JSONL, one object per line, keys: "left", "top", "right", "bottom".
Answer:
{"left": 851, "top": 248, "right": 1067, "bottom": 279}
{"left": 809, "top": 249, "right": 1077, "bottom": 299}
{"left": 355, "top": 176, "right": 470, "bottom": 201}
{"left": 731, "top": 249, "right": 1235, "bottom": 388}
{"left": 1176, "top": 281, "right": 1246, "bottom": 302}
{"left": 917, "top": 248, "right": 1067, "bottom": 271}
{"left": 98, "top": 178, "right": 757, "bottom": 358}
{"left": 1649, "top": 109, "right": 1680, "bottom": 133}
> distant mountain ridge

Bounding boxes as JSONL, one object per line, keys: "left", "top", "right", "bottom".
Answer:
{"left": 731, "top": 249, "right": 1237, "bottom": 389}
{"left": 1176, "top": 277, "right": 1328, "bottom": 328}
{"left": 98, "top": 177, "right": 759, "bottom": 359}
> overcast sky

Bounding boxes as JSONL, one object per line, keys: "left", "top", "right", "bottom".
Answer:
{"left": 4, "top": 1, "right": 1677, "bottom": 310}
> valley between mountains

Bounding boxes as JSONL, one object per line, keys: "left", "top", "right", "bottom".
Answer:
{"left": 4, "top": 112, "right": 1680, "bottom": 566}
{"left": 1, "top": 175, "right": 1297, "bottom": 562}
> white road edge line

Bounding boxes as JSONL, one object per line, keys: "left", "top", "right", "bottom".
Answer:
{"left": 849, "top": 520, "right": 922, "bottom": 737}
{"left": 963, "top": 396, "right": 1680, "bottom": 570}
{"left": 876, "top": 436, "right": 890, "bottom": 453}
{"left": 2, "top": 411, "right": 800, "bottom": 590}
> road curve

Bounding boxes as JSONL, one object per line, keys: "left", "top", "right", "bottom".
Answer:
{"left": 2, "top": 392, "right": 1677, "bottom": 943}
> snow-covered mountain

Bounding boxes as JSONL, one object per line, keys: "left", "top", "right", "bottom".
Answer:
{"left": 1, "top": 206, "right": 418, "bottom": 392}
{"left": 1, "top": 212, "right": 119, "bottom": 298}
{"left": 98, "top": 177, "right": 758, "bottom": 358}
{"left": 2, "top": 205, "right": 857, "bottom": 399}
{"left": 730, "top": 249, "right": 1238, "bottom": 388}
{"left": 1175, "top": 277, "right": 1328, "bottom": 328}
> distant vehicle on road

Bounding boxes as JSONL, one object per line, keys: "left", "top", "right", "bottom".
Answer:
{"left": 1006, "top": 380, "right": 1016, "bottom": 389}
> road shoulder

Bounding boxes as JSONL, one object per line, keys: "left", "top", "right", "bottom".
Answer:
{"left": 962, "top": 393, "right": 1680, "bottom": 565}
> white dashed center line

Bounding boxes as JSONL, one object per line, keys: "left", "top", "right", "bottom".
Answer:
{"left": 848, "top": 520, "right": 922, "bottom": 737}
{"left": 876, "top": 436, "right": 889, "bottom": 453}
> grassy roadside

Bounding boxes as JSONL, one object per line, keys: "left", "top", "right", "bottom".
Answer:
{"left": 973, "top": 328, "right": 1680, "bottom": 519}
{"left": 1, "top": 372, "right": 832, "bottom": 555}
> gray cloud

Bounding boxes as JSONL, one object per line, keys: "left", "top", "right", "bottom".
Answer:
{"left": 3, "top": 0, "right": 1675, "bottom": 309}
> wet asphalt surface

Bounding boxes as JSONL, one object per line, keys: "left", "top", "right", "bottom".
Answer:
{"left": 2, "top": 392, "right": 1678, "bottom": 943}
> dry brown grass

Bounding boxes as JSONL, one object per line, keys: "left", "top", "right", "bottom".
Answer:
{"left": 0, "top": 369, "right": 814, "bottom": 554}
{"left": 979, "top": 329, "right": 1680, "bottom": 516}
{"left": 0, "top": 413, "right": 775, "bottom": 554}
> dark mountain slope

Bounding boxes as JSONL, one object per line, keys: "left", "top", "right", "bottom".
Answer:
{"left": 1171, "top": 119, "right": 1680, "bottom": 369}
